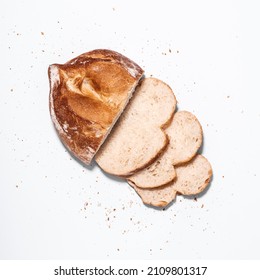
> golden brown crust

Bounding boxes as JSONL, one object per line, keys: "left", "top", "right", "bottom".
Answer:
{"left": 49, "top": 49, "right": 144, "bottom": 164}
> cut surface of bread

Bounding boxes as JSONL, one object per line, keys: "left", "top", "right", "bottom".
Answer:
{"left": 128, "top": 111, "right": 203, "bottom": 188}
{"left": 49, "top": 49, "right": 144, "bottom": 165}
{"left": 171, "top": 154, "right": 212, "bottom": 195}
{"left": 132, "top": 155, "right": 212, "bottom": 207}
{"left": 95, "top": 77, "right": 177, "bottom": 176}
{"left": 129, "top": 180, "right": 177, "bottom": 208}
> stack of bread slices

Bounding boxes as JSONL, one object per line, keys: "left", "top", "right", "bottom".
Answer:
{"left": 49, "top": 49, "right": 212, "bottom": 208}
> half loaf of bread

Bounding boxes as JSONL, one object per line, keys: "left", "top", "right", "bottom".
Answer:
{"left": 49, "top": 49, "right": 144, "bottom": 165}
{"left": 132, "top": 154, "right": 212, "bottom": 208}
{"left": 127, "top": 111, "right": 203, "bottom": 188}
{"left": 95, "top": 77, "right": 177, "bottom": 176}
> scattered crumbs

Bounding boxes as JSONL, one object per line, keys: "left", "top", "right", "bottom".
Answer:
{"left": 222, "top": 175, "right": 225, "bottom": 178}
{"left": 10, "top": 88, "right": 13, "bottom": 92}
{"left": 176, "top": 50, "right": 179, "bottom": 53}
{"left": 41, "top": 50, "right": 45, "bottom": 52}
{"left": 117, "top": 248, "right": 120, "bottom": 251}
{"left": 162, "top": 208, "right": 166, "bottom": 211}
{"left": 84, "top": 202, "right": 89, "bottom": 210}
{"left": 41, "top": 31, "right": 44, "bottom": 36}
{"left": 112, "top": 7, "right": 116, "bottom": 11}
{"left": 227, "top": 95, "right": 230, "bottom": 98}
{"left": 201, "top": 204, "right": 204, "bottom": 208}
{"left": 16, "top": 185, "right": 18, "bottom": 188}
{"left": 194, "top": 197, "right": 197, "bottom": 202}
{"left": 169, "top": 49, "right": 172, "bottom": 53}
{"left": 162, "top": 52, "right": 167, "bottom": 56}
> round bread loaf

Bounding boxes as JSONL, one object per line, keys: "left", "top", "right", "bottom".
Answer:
{"left": 49, "top": 49, "right": 144, "bottom": 165}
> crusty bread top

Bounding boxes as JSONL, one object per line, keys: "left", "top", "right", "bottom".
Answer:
{"left": 95, "top": 77, "right": 177, "bottom": 176}
{"left": 127, "top": 111, "right": 203, "bottom": 188}
{"left": 49, "top": 49, "right": 144, "bottom": 165}
{"left": 132, "top": 154, "right": 212, "bottom": 208}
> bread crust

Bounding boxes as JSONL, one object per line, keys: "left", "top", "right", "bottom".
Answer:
{"left": 49, "top": 49, "right": 144, "bottom": 165}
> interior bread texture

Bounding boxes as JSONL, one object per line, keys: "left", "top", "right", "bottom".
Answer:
{"left": 132, "top": 154, "right": 212, "bottom": 208}
{"left": 127, "top": 111, "right": 203, "bottom": 188}
{"left": 49, "top": 49, "right": 144, "bottom": 165}
{"left": 128, "top": 180, "right": 177, "bottom": 208}
{"left": 95, "top": 77, "right": 177, "bottom": 176}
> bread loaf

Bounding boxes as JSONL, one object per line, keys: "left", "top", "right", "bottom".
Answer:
{"left": 49, "top": 49, "right": 144, "bottom": 165}
{"left": 95, "top": 77, "right": 177, "bottom": 176}
{"left": 128, "top": 111, "right": 203, "bottom": 188}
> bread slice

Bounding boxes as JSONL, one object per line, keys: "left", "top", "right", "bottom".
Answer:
{"left": 129, "top": 180, "right": 178, "bottom": 208}
{"left": 127, "top": 111, "right": 203, "bottom": 188}
{"left": 132, "top": 155, "right": 212, "bottom": 207}
{"left": 95, "top": 77, "right": 177, "bottom": 176}
{"left": 49, "top": 49, "right": 144, "bottom": 165}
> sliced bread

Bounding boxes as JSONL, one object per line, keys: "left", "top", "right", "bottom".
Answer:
{"left": 95, "top": 77, "right": 177, "bottom": 176}
{"left": 49, "top": 49, "right": 144, "bottom": 165}
{"left": 129, "top": 180, "right": 177, "bottom": 208}
{"left": 132, "top": 154, "right": 212, "bottom": 207}
{"left": 127, "top": 111, "right": 203, "bottom": 188}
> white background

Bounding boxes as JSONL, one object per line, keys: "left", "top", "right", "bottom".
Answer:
{"left": 1, "top": 0, "right": 260, "bottom": 260}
